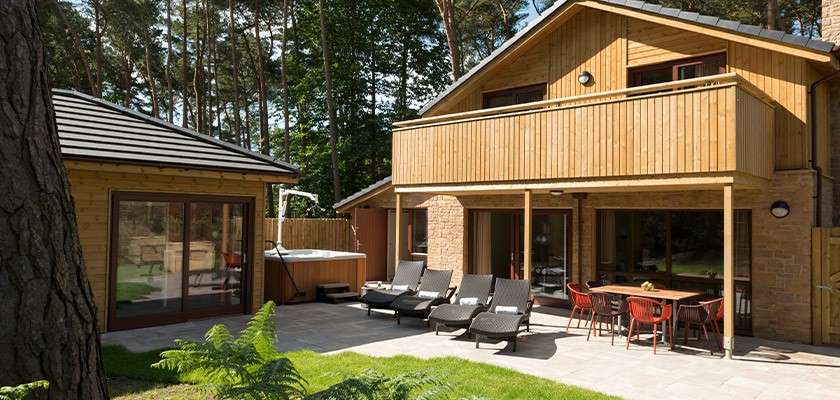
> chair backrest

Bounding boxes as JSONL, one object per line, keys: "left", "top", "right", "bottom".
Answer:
{"left": 567, "top": 282, "right": 592, "bottom": 308}
{"left": 585, "top": 280, "right": 603, "bottom": 290}
{"left": 590, "top": 292, "right": 625, "bottom": 315}
{"left": 488, "top": 278, "right": 530, "bottom": 314}
{"left": 391, "top": 260, "right": 425, "bottom": 290}
{"left": 702, "top": 297, "right": 724, "bottom": 322}
{"left": 417, "top": 268, "right": 453, "bottom": 296}
{"left": 627, "top": 296, "right": 671, "bottom": 323}
{"left": 455, "top": 274, "right": 493, "bottom": 304}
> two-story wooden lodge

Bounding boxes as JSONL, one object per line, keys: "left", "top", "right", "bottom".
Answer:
{"left": 336, "top": 0, "right": 840, "bottom": 354}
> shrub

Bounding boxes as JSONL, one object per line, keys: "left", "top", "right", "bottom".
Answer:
{"left": 0, "top": 380, "right": 49, "bottom": 400}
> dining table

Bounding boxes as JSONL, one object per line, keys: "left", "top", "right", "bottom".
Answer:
{"left": 589, "top": 284, "right": 703, "bottom": 350}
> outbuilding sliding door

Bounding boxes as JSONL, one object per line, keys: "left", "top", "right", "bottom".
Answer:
{"left": 108, "top": 192, "right": 252, "bottom": 330}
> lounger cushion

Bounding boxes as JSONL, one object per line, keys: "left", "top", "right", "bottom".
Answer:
{"left": 494, "top": 306, "right": 519, "bottom": 315}
{"left": 428, "top": 303, "right": 485, "bottom": 325}
{"left": 417, "top": 290, "right": 439, "bottom": 299}
{"left": 391, "top": 284, "right": 409, "bottom": 291}
{"left": 469, "top": 311, "right": 527, "bottom": 337}
{"left": 459, "top": 297, "right": 479, "bottom": 305}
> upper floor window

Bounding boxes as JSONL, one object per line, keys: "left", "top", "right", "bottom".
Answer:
{"left": 629, "top": 53, "right": 727, "bottom": 88}
{"left": 482, "top": 83, "right": 547, "bottom": 108}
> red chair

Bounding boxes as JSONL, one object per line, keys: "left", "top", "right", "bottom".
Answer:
{"left": 626, "top": 296, "right": 673, "bottom": 354}
{"left": 566, "top": 283, "right": 593, "bottom": 332}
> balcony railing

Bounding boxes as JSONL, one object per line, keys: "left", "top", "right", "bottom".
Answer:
{"left": 392, "top": 73, "right": 775, "bottom": 186}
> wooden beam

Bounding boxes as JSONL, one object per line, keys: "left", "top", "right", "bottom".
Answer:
{"left": 394, "top": 174, "right": 767, "bottom": 194}
{"left": 64, "top": 160, "right": 298, "bottom": 183}
{"left": 524, "top": 190, "right": 533, "bottom": 282}
{"left": 394, "top": 193, "right": 403, "bottom": 269}
{"left": 723, "top": 183, "right": 735, "bottom": 358}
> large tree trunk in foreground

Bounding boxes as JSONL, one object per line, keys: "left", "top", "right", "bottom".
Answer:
{"left": 0, "top": 1, "right": 108, "bottom": 399}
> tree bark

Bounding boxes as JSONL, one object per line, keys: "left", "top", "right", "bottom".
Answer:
{"left": 229, "top": 0, "right": 243, "bottom": 146}
{"left": 318, "top": 0, "right": 342, "bottom": 202}
{"left": 434, "top": 0, "right": 462, "bottom": 81}
{"left": 166, "top": 0, "right": 175, "bottom": 122}
{"left": 143, "top": 42, "right": 160, "bottom": 118}
{"left": 181, "top": 0, "right": 189, "bottom": 128}
{"left": 193, "top": 0, "right": 206, "bottom": 133}
{"left": 0, "top": 2, "right": 108, "bottom": 399}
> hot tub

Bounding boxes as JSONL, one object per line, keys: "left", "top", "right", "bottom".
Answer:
{"left": 263, "top": 249, "right": 366, "bottom": 304}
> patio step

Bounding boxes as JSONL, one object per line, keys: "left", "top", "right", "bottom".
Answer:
{"left": 316, "top": 282, "right": 357, "bottom": 303}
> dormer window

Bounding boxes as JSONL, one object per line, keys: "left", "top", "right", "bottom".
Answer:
{"left": 482, "top": 83, "right": 547, "bottom": 108}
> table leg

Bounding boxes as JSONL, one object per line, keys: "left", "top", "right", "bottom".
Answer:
{"left": 670, "top": 299, "right": 679, "bottom": 350}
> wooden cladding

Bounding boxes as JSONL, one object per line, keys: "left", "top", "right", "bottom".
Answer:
{"left": 392, "top": 83, "right": 774, "bottom": 186}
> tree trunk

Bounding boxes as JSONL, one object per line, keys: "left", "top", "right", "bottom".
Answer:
{"left": 0, "top": 2, "right": 108, "bottom": 399}
{"left": 318, "top": 0, "right": 342, "bottom": 202}
{"left": 193, "top": 0, "right": 205, "bottom": 133}
{"left": 92, "top": 0, "right": 103, "bottom": 97}
{"left": 229, "top": 0, "right": 242, "bottom": 146}
{"left": 166, "top": 0, "right": 174, "bottom": 122}
{"left": 767, "top": 0, "right": 779, "bottom": 30}
{"left": 143, "top": 42, "right": 160, "bottom": 118}
{"left": 122, "top": 53, "right": 131, "bottom": 107}
{"left": 252, "top": 0, "right": 274, "bottom": 218}
{"left": 280, "top": 0, "right": 290, "bottom": 161}
{"left": 181, "top": 0, "right": 189, "bottom": 128}
{"left": 434, "top": 0, "right": 462, "bottom": 81}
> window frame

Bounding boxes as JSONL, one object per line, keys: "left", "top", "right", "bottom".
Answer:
{"left": 481, "top": 83, "right": 548, "bottom": 109}
{"left": 628, "top": 52, "right": 728, "bottom": 88}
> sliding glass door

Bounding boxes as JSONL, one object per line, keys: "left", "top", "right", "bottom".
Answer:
{"left": 470, "top": 209, "right": 571, "bottom": 300}
{"left": 110, "top": 192, "right": 251, "bottom": 330}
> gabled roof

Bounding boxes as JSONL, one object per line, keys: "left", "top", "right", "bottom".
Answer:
{"left": 53, "top": 89, "right": 299, "bottom": 177}
{"left": 334, "top": 176, "right": 392, "bottom": 212}
{"left": 418, "top": 0, "right": 837, "bottom": 115}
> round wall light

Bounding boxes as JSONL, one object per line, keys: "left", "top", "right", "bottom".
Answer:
{"left": 578, "top": 71, "right": 593, "bottom": 85}
{"left": 770, "top": 200, "right": 790, "bottom": 218}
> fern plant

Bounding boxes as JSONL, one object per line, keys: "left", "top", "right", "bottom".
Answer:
{"left": 154, "top": 301, "right": 447, "bottom": 400}
{"left": 0, "top": 380, "right": 49, "bottom": 400}
{"left": 153, "top": 301, "right": 306, "bottom": 399}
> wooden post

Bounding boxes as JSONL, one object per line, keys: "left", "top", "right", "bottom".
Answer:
{"left": 524, "top": 190, "right": 532, "bottom": 282}
{"left": 394, "top": 192, "right": 403, "bottom": 269}
{"left": 723, "top": 184, "right": 735, "bottom": 359}
{"left": 221, "top": 204, "right": 230, "bottom": 253}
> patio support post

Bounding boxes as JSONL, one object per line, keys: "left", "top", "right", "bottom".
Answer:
{"left": 524, "top": 190, "right": 532, "bottom": 281}
{"left": 723, "top": 183, "right": 735, "bottom": 359}
{"left": 395, "top": 192, "right": 403, "bottom": 269}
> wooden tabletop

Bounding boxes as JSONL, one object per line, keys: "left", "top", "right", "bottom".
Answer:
{"left": 589, "top": 284, "right": 703, "bottom": 301}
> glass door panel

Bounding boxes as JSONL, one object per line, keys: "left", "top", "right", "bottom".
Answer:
{"left": 187, "top": 202, "right": 245, "bottom": 310}
{"left": 530, "top": 212, "right": 569, "bottom": 300}
{"left": 114, "top": 201, "right": 184, "bottom": 319}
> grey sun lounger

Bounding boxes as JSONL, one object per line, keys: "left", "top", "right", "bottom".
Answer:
{"left": 359, "top": 260, "right": 425, "bottom": 316}
{"left": 468, "top": 278, "right": 533, "bottom": 352}
{"left": 428, "top": 274, "right": 493, "bottom": 334}
{"left": 391, "top": 269, "right": 454, "bottom": 325}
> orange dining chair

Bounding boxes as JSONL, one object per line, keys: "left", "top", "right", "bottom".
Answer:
{"left": 626, "top": 296, "right": 673, "bottom": 354}
{"left": 566, "top": 282, "right": 593, "bottom": 331}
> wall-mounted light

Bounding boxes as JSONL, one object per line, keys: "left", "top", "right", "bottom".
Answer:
{"left": 770, "top": 200, "right": 790, "bottom": 218}
{"left": 578, "top": 71, "right": 593, "bottom": 85}
{"left": 550, "top": 190, "right": 564, "bottom": 197}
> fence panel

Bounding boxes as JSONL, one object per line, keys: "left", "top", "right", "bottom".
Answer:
{"left": 264, "top": 218, "right": 353, "bottom": 251}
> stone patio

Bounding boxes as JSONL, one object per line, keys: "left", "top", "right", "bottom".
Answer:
{"left": 102, "top": 302, "right": 840, "bottom": 400}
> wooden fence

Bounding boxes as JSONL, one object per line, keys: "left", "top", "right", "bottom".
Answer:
{"left": 812, "top": 227, "right": 840, "bottom": 346}
{"left": 264, "top": 218, "right": 353, "bottom": 251}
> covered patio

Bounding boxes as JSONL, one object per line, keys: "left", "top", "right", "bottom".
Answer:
{"left": 102, "top": 302, "right": 840, "bottom": 400}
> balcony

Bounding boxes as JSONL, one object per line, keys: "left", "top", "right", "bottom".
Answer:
{"left": 392, "top": 73, "right": 774, "bottom": 188}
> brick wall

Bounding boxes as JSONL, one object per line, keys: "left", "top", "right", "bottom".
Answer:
{"left": 823, "top": 0, "right": 840, "bottom": 45}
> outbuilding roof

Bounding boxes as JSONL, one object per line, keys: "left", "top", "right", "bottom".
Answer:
{"left": 418, "top": 0, "right": 837, "bottom": 115}
{"left": 334, "top": 176, "right": 392, "bottom": 211}
{"left": 53, "top": 89, "right": 299, "bottom": 177}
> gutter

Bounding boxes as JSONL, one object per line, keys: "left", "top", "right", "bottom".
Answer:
{"left": 808, "top": 66, "right": 840, "bottom": 227}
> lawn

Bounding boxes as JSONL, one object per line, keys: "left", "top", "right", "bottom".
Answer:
{"left": 103, "top": 345, "right": 619, "bottom": 400}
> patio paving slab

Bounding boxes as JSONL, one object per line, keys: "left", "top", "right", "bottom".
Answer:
{"left": 102, "top": 302, "right": 840, "bottom": 400}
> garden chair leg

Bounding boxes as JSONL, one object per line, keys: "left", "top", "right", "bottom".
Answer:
{"left": 475, "top": 335, "right": 480, "bottom": 348}
{"left": 566, "top": 306, "right": 578, "bottom": 332}
{"left": 653, "top": 325, "right": 658, "bottom": 355}
{"left": 626, "top": 318, "right": 635, "bottom": 350}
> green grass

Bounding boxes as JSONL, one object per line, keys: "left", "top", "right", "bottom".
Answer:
{"left": 115, "top": 282, "right": 160, "bottom": 303}
{"left": 102, "top": 345, "right": 618, "bottom": 400}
